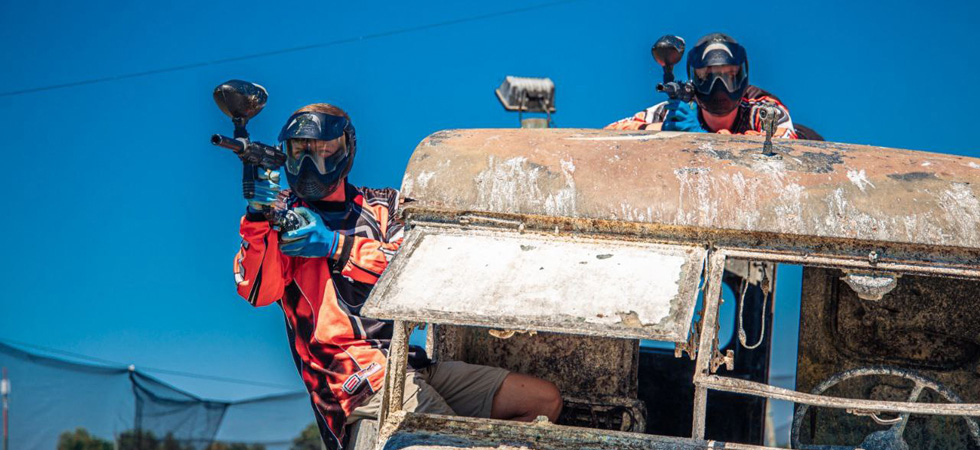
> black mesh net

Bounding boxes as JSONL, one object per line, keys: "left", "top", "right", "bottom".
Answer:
{"left": 0, "top": 341, "right": 317, "bottom": 450}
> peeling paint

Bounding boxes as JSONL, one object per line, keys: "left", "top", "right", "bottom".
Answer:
{"left": 415, "top": 171, "right": 435, "bottom": 190}
{"left": 566, "top": 132, "right": 682, "bottom": 141}
{"left": 402, "top": 129, "right": 980, "bottom": 254}
{"left": 846, "top": 169, "right": 876, "bottom": 192}
{"left": 939, "top": 183, "right": 980, "bottom": 243}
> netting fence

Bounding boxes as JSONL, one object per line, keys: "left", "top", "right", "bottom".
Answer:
{"left": 0, "top": 341, "right": 319, "bottom": 450}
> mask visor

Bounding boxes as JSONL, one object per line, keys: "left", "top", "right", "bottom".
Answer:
{"left": 284, "top": 136, "right": 348, "bottom": 176}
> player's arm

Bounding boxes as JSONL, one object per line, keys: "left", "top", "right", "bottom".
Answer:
{"left": 604, "top": 105, "right": 666, "bottom": 131}
{"left": 332, "top": 225, "right": 404, "bottom": 285}
{"left": 234, "top": 213, "right": 293, "bottom": 307}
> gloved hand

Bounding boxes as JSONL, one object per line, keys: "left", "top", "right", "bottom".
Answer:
{"left": 279, "top": 207, "right": 340, "bottom": 258}
{"left": 247, "top": 169, "right": 281, "bottom": 214}
{"left": 661, "top": 99, "right": 705, "bottom": 132}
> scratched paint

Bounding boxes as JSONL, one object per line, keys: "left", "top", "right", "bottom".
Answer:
{"left": 402, "top": 129, "right": 980, "bottom": 252}
{"left": 846, "top": 169, "right": 876, "bottom": 192}
{"left": 474, "top": 155, "right": 577, "bottom": 216}
{"left": 383, "top": 233, "right": 685, "bottom": 326}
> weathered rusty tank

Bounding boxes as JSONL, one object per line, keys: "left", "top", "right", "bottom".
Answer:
{"left": 360, "top": 129, "right": 980, "bottom": 450}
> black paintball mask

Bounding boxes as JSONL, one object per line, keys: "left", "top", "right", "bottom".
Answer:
{"left": 278, "top": 110, "right": 356, "bottom": 200}
{"left": 687, "top": 33, "right": 749, "bottom": 116}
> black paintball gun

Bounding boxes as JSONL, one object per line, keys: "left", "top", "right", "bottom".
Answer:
{"left": 211, "top": 80, "right": 306, "bottom": 231}
{"left": 652, "top": 35, "right": 695, "bottom": 103}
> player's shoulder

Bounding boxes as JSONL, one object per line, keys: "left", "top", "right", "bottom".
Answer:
{"left": 354, "top": 185, "right": 400, "bottom": 209}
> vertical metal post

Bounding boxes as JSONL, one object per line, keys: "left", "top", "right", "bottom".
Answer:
{"left": 379, "top": 321, "right": 410, "bottom": 427}
{"left": 691, "top": 251, "right": 727, "bottom": 440}
{"left": 2, "top": 367, "right": 9, "bottom": 450}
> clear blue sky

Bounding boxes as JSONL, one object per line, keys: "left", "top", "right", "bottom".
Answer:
{"left": 1, "top": 0, "right": 977, "bottom": 415}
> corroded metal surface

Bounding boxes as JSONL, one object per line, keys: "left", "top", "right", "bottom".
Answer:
{"left": 790, "top": 366, "right": 980, "bottom": 449}
{"left": 377, "top": 411, "right": 779, "bottom": 450}
{"left": 795, "top": 268, "right": 980, "bottom": 449}
{"left": 436, "top": 326, "right": 638, "bottom": 398}
{"left": 401, "top": 129, "right": 980, "bottom": 265}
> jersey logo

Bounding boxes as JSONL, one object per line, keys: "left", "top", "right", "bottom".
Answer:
{"left": 341, "top": 362, "right": 383, "bottom": 395}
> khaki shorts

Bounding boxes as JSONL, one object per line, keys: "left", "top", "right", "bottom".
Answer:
{"left": 347, "top": 361, "right": 510, "bottom": 424}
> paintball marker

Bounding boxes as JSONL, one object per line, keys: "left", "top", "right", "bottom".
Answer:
{"left": 652, "top": 35, "right": 695, "bottom": 103}
{"left": 211, "top": 80, "right": 306, "bottom": 231}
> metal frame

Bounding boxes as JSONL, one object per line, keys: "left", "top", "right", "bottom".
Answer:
{"left": 373, "top": 244, "right": 980, "bottom": 449}
{"left": 689, "top": 248, "right": 980, "bottom": 442}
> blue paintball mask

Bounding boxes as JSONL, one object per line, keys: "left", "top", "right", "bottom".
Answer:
{"left": 687, "top": 33, "right": 749, "bottom": 115}
{"left": 278, "top": 111, "right": 356, "bottom": 199}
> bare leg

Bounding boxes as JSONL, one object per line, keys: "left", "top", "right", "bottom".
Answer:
{"left": 490, "top": 373, "right": 562, "bottom": 422}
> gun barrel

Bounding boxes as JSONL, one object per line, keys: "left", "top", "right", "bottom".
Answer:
{"left": 211, "top": 134, "right": 245, "bottom": 154}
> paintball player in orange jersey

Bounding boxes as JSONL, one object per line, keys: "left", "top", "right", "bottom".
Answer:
{"left": 606, "top": 33, "right": 797, "bottom": 139}
{"left": 232, "top": 103, "right": 562, "bottom": 449}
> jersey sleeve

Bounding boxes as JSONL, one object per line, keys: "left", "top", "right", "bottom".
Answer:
{"left": 335, "top": 191, "right": 405, "bottom": 285}
{"left": 604, "top": 102, "right": 668, "bottom": 130}
{"left": 747, "top": 97, "right": 798, "bottom": 139}
{"left": 234, "top": 214, "right": 293, "bottom": 307}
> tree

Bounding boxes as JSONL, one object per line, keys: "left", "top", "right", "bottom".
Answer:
{"left": 57, "top": 428, "right": 113, "bottom": 450}
{"left": 117, "top": 429, "right": 159, "bottom": 450}
{"left": 161, "top": 433, "right": 187, "bottom": 450}
{"left": 291, "top": 423, "right": 323, "bottom": 450}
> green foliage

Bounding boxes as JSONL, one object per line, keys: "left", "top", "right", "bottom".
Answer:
{"left": 290, "top": 423, "right": 323, "bottom": 450}
{"left": 56, "top": 428, "right": 113, "bottom": 450}
{"left": 117, "top": 429, "right": 159, "bottom": 450}
{"left": 206, "top": 443, "right": 267, "bottom": 450}
{"left": 57, "top": 427, "right": 268, "bottom": 450}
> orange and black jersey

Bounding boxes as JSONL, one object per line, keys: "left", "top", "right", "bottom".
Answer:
{"left": 233, "top": 183, "right": 423, "bottom": 449}
{"left": 605, "top": 86, "right": 798, "bottom": 139}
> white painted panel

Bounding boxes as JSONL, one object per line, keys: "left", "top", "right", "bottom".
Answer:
{"left": 364, "top": 227, "right": 706, "bottom": 342}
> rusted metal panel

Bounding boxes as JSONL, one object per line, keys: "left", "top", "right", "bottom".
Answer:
{"left": 377, "top": 411, "right": 781, "bottom": 450}
{"left": 401, "top": 129, "right": 980, "bottom": 261}
{"left": 794, "top": 267, "right": 980, "bottom": 449}
{"left": 442, "top": 328, "right": 639, "bottom": 399}
{"left": 363, "top": 225, "right": 706, "bottom": 342}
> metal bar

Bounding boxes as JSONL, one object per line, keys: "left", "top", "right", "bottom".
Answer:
{"left": 379, "top": 320, "right": 410, "bottom": 427}
{"left": 697, "top": 374, "right": 980, "bottom": 416}
{"left": 2, "top": 367, "right": 7, "bottom": 450}
{"left": 719, "top": 248, "right": 980, "bottom": 279}
{"left": 691, "top": 251, "right": 728, "bottom": 439}
{"left": 405, "top": 213, "right": 980, "bottom": 278}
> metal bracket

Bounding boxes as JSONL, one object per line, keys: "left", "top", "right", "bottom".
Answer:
{"left": 847, "top": 409, "right": 903, "bottom": 425}
{"left": 758, "top": 104, "right": 780, "bottom": 156}
{"left": 675, "top": 314, "right": 701, "bottom": 360}
{"left": 841, "top": 271, "right": 901, "bottom": 301}
{"left": 710, "top": 349, "right": 734, "bottom": 373}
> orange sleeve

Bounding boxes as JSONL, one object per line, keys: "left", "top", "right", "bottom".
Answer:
{"left": 604, "top": 110, "right": 651, "bottom": 130}
{"left": 234, "top": 215, "right": 293, "bottom": 306}
{"left": 335, "top": 198, "right": 405, "bottom": 285}
{"left": 335, "top": 235, "right": 403, "bottom": 284}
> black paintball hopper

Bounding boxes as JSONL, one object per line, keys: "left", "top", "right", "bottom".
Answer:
{"left": 213, "top": 80, "right": 268, "bottom": 124}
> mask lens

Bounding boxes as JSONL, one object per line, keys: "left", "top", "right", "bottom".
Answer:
{"left": 284, "top": 136, "right": 348, "bottom": 175}
{"left": 694, "top": 65, "right": 741, "bottom": 94}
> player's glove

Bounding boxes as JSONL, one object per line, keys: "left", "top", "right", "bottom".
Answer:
{"left": 279, "top": 207, "right": 340, "bottom": 258}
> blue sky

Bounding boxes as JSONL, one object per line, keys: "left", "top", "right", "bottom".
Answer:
{"left": 1, "top": 0, "right": 977, "bottom": 426}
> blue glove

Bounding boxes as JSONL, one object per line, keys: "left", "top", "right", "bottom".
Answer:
{"left": 280, "top": 207, "right": 340, "bottom": 258}
{"left": 246, "top": 169, "right": 281, "bottom": 214}
{"left": 661, "top": 99, "right": 705, "bottom": 132}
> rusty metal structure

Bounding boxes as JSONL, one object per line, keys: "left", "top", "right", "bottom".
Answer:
{"left": 360, "top": 129, "right": 980, "bottom": 449}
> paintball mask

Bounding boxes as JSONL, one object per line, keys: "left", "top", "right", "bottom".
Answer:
{"left": 278, "top": 110, "right": 356, "bottom": 199}
{"left": 687, "top": 33, "right": 749, "bottom": 115}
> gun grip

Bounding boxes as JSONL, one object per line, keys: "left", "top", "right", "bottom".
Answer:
{"left": 243, "top": 164, "right": 257, "bottom": 199}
